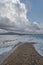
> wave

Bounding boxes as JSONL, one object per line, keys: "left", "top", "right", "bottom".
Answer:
{"left": 0, "top": 35, "right": 43, "bottom": 56}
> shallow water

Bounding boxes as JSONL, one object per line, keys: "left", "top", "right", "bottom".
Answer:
{"left": 0, "top": 47, "right": 12, "bottom": 55}
{"left": 0, "top": 34, "right": 43, "bottom": 56}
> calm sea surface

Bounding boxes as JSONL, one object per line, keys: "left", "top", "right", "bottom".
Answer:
{"left": 0, "top": 34, "right": 43, "bottom": 56}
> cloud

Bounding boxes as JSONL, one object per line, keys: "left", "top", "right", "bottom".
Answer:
{"left": 32, "top": 22, "right": 40, "bottom": 30}
{"left": 0, "top": 0, "right": 43, "bottom": 33}
{"left": 0, "top": 0, "right": 31, "bottom": 33}
{"left": 31, "top": 22, "right": 43, "bottom": 33}
{"left": 26, "top": 0, "right": 32, "bottom": 11}
{"left": 0, "top": 29, "right": 7, "bottom": 33}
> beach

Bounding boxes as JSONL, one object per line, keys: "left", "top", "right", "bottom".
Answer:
{"left": 1, "top": 42, "right": 43, "bottom": 65}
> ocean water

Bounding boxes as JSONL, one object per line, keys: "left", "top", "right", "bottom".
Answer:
{"left": 0, "top": 34, "right": 43, "bottom": 56}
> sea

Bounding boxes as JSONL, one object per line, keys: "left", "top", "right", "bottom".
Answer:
{"left": 0, "top": 34, "right": 43, "bottom": 57}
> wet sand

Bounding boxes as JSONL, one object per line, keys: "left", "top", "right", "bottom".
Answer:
{"left": 1, "top": 42, "right": 43, "bottom": 65}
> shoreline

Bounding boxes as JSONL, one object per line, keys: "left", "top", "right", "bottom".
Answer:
{"left": 1, "top": 42, "right": 43, "bottom": 65}
{"left": 0, "top": 42, "right": 22, "bottom": 64}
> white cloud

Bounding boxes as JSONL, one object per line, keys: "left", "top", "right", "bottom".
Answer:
{"left": 26, "top": 0, "right": 32, "bottom": 12}
{"left": 0, "top": 29, "right": 7, "bottom": 33}
{"left": 31, "top": 22, "right": 43, "bottom": 34}
{"left": 0, "top": 0, "right": 31, "bottom": 33}
{"left": 0, "top": 0, "right": 43, "bottom": 34}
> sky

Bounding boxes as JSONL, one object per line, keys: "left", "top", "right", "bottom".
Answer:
{"left": 0, "top": 0, "right": 43, "bottom": 34}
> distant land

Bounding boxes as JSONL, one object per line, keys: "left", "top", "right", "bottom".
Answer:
{"left": 0, "top": 32, "right": 28, "bottom": 35}
{"left": 0, "top": 32, "right": 43, "bottom": 35}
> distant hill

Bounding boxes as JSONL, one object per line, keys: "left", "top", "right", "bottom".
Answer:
{"left": 0, "top": 32, "right": 27, "bottom": 35}
{"left": 0, "top": 32, "right": 43, "bottom": 35}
